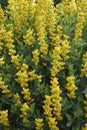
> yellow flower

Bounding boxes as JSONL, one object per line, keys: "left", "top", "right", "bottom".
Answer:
{"left": 0, "top": 42, "right": 3, "bottom": 52}
{"left": 23, "top": 28, "right": 33, "bottom": 46}
{"left": 45, "top": 1, "right": 56, "bottom": 42}
{"left": 0, "top": 57, "right": 4, "bottom": 66}
{"left": 13, "top": 93, "right": 21, "bottom": 106}
{"left": 35, "top": 118, "right": 44, "bottom": 130}
{"left": 46, "top": 117, "right": 59, "bottom": 130}
{"left": 50, "top": 77, "right": 62, "bottom": 121}
{"left": 28, "top": 70, "right": 37, "bottom": 81}
{"left": 60, "top": 38, "right": 71, "bottom": 61}
{"left": 51, "top": 46, "right": 65, "bottom": 77}
{"left": 11, "top": 54, "right": 21, "bottom": 69}
{"left": 21, "top": 63, "right": 29, "bottom": 71}
{"left": 82, "top": 123, "right": 87, "bottom": 130}
{"left": 36, "top": 75, "right": 42, "bottom": 83}
{"left": 22, "top": 88, "right": 31, "bottom": 101}
{"left": 83, "top": 94, "right": 87, "bottom": 118}
{"left": 32, "top": 49, "right": 39, "bottom": 66}
{"left": 0, "top": 5, "right": 6, "bottom": 23}
{"left": 20, "top": 103, "right": 30, "bottom": 126}
{"left": 0, "top": 25, "right": 6, "bottom": 41}
{"left": 34, "top": 1, "right": 49, "bottom": 56}
{"left": 85, "top": 94, "right": 87, "bottom": 98}
{"left": 0, "top": 110, "right": 9, "bottom": 127}
{"left": 16, "top": 70, "right": 29, "bottom": 87}
{"left": 74, "top": 11, "right": 86, "bottom": 43}
{"left": 81, "top": 52, "right": 87, "bottom": 77}
{"left": 8, "top": 0, "right": 32, "bottom": 33}
{"left": 22, "top": 117, "right": 29, "bottom": 125}
{"left": 0, "top": 77, "right": 11, "bottom": 95}
{"left": 20, "top": 103, "right": 30, "bottom": 116}
{"left": 65, "top": 76, "right": 78, "bottom": 99}
{"left": 43, "top": 95, "right": 52, "bottom": 117}
{"left": 70, "top": 0, "right": 77, "bottom": 12}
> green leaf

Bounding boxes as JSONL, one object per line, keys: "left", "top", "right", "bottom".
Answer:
{"left": 1, "top": 96, "right": 11, "bottom": 105}
{"left": 44, "top": 85, "right": 50, "bottom": 95}
{"left": 82, "top": 87, "right": 87, "bottom": 94}
{"left": 65, "top": 113, "right": 72, "bottom": 121}
{"left": 74, "top": 109, "right": 83, "bottom": 118}
{"left": 30, "top": 103, "right": 35, "bottom": 115}
{"left": 66, "top": 121, "right": 72, "bottom": 127}
{"left": 77, "top": 94, "right": 83, "bottom": 101}
{"left": 65, "top": 113, "right": 73, "bottom": 127}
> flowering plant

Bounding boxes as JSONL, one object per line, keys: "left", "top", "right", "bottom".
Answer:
{"left": 0, "top": 0, "right": 87, "bottom": 130}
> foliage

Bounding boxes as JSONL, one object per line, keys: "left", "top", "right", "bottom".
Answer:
{"left": 0, "top": 0, "right": 8, "bottom": 9}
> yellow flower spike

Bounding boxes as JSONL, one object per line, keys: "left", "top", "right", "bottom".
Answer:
{"left": 69, "top": 0, "right": 77, "bottom": 12}
{"left": 32, "top": 49, "right": 39, "bottom": 66}
{"left": 85, "top": 94, "right": 87, "bottom": 98}
{"left": 23, "top": 28, "right": 34, "bottom": 46}
{"left": 35, "top": 118, "right": 44, "bottom": 130}
{"left": 5, "top": 31, "right": 14, "bottom": 42}
{"left": 28, "top": 70, "right": 37, "bottom": 81}
{"left": 20, "top": 103, "right": 30, "bottom": 117}
{"left": 60, "top": 38, "right": 71, "bottom": 61}
{"left": 36, "top": 75, "right": 42, "bottom": 83}
{"left": 16, "top": 70, "right": 29, "bottom": 87}
{"left": 83, "top": 94, "right": 87, "bottom": 118}
{"left": 0, "top": 5, "right": 6, "bottom": 23}
{"left": 21, "top": 103, "right": 30, "bottom": 111}
{"left": 0, "top": 110, "right": 9, "bottom": 128}
{"left": 46, "top": 117, "right": 59, "bottom": 130}
{"left": 0, "top": 25, "right": 7, "bottom": 41}
{"left": 22, "top": 117, "right": 29, "bottom": 125}
{"left": 0, "top": 77, "right": 11, "bottom": 95}
{"left": 0, "top": 42, "right": 3, "bottom": 52}
{"left": 8, "top": 0, "right": 32, "bottom": 33}
{"left": 20, "top": 103, "right": 30, "bottom": 125}
{"left": 34, "top": 0, "right": 51, "bottom": 56}
{"left": 51, "top": 46, "right": 65, "bottom": 77}
{"left": 21, "top": 63, "right": 29, "bottom": 71}
{"left": 45, "top": 0, "right": 56, "bottom": 42}
{"left": 81, "top": 52, "right": 87, "bottom": 77}
{"left": 50, "top": 77, "right": 62, "bottom": 121}
{"left": 6, "top": 43, "right": 15, "bottom": 50}
{"left": 11, "top": 54, "right": 21, "bottom": 69}
{"left": 22, "top": 88, "right": 31, "bottom": 101}
{"left": 0, "top": 57, "right": 4, "bottom": 66}
{"left": 65, "top": 76, "right": 78, "bottom": 99}
{"left": 74, "top": 11, "right": 86, "bottom": 43}
{"left": 13, "top": 93, "right": 22, "bottom": 106}
{"left": 43, "top": 95, "right": 52, "bottom": 117}
{"left": 82, "top": 123, "right": 87, "bottom": 130}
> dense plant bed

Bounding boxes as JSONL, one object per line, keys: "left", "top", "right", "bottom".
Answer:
{"left": 0, "top": 0, "right": 87, "bottom": 129}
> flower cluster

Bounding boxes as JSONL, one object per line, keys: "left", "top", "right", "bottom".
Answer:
{"left": 65, "top": 76, "right": 78, "bottom": 99}
{"left": 84, "top": 94, "right": 87, "bottom": 118}
{"left": 81, "top": 52, "right": 87, "bottom": 78}
{"left": 46, "top": 117, "right": 59, "bottom": 130}
{"left": 74, "top": 12, "right": 86, "bottom": 43}
{"left": 0, "top": 77, "right": 11, "bottom": 95}
{"left": 82, "top": 123, "right": 87, "bottom": 130}
{"left": 32, "top": 49, "right": 39, "bottom": 66}
{"left": 43, "top": 95, "right": 52, "bottom": 117}
{"left": 23, "top": 28, "right": 34, "bottom": 46}
{"left": 35, "top": 118, "right": 44, "bottom": 130}
{"left": 50, "top": 77, "right": 62, "bottom": 121}
{"left": 0, "top": 110, "right": 9, "bottom": 129}
{"left": 20, "top": 103, "right": 30, "bottom": 126}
